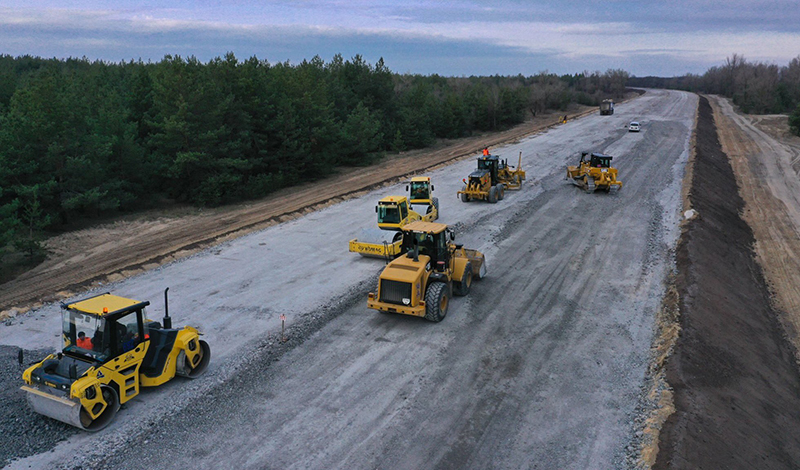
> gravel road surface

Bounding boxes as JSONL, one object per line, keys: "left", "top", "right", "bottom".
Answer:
{"left": 0, "top": 89, "right": 696, "bottom": 469}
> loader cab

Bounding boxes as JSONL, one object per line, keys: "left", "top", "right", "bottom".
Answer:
{"left": 61, "top": 294, "right": 148, "bottom": 364}
{"left": 400, "top": 222, "right": 451, "bottom": 272}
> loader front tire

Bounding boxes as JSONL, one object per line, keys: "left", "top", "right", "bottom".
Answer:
{"left": 460, "top": 186, "right": 470, "bottom": 203}
{"left": 454, "top": 262, "right": 473, "bottom": 296}
{"left": 424, "top": 282, "right": 449, "bottom": 322}
{"left": 488, "top": 186, "right": 498, "bottom": 203}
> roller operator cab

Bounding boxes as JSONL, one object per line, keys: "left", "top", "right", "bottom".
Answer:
{"left": 406, "top": 177, "right": 440, "bottom": 217}
{"left": 367, "top": 221, "right": 487, "bottom": 322}
{"left": 21, "top": 290, "right": 210, "bottom": 431}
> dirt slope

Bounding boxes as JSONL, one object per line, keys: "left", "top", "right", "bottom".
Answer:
{"left": 654, "top": 96, "right": 800, "bottom": 469}
{"left": 709, "top": 96, "right": 800, "bottom": 349}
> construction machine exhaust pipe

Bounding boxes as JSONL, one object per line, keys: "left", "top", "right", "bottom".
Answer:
{"left": 163, "top": 287, "right": 172, "bottom": 329}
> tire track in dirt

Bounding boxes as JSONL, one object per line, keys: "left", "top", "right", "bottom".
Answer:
{"left": 654, "top": 96, "right": 800, "bottom": 470}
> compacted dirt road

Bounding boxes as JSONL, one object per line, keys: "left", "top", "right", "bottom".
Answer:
{"left": 1, "top": 89, "right": 696, "bottom": 469}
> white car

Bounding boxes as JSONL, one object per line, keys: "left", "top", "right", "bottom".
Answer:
{"left": 628, "top": 121, "right": 640, "bottom": 132}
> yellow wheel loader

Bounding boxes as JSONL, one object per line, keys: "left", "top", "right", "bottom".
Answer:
{"left": 349, "top": 183, "right": 438, "bottom": 258}
{"left": 367, "top": 221, "right": 487, "bottom": 322}
{"left": 21, "top": 289, "right": 209, "bottom": 431}
{"left": 457, "top": 152, "right": 525, "bottom": 203}
{"left": 566, "top": 152, "right": 623, "bottom": 194}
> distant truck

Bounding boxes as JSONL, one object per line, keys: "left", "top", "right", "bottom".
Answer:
{"left": 600, "top": 99, "right": 614, "bottom": 115}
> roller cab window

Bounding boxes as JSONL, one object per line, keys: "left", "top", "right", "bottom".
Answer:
{"left": 377, "top": 203, "right": 401, "bottom": 224}
{"left": 62, "top": 310, "right": 110, "bottom": 362}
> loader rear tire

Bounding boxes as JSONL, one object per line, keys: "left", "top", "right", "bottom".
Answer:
{"left": 432, "top": 197, "right": 439, "bottom": 213}
{"left": 498, "top": 184, "right": 505, "bottom": 200}
{"left": 424, "top": 282, "right": 449, "bottom": 322}
{"left": 488, "top": 186, "right": 498, "bottom": 204}
{"left": 454, "top": 262, "right": 473, "bottom": 296}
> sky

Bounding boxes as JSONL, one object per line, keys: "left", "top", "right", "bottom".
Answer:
{"left": 1, "top": 1, "right": 799, "bottom": 77}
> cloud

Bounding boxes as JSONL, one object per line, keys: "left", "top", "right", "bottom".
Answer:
{"left": 1, "top": 4, "right": 799, "bottom": 77}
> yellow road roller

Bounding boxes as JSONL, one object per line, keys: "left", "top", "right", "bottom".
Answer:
{"left": 21, "top": 289, "right": 210, "bottom": 431}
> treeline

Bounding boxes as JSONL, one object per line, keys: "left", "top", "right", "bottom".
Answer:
{"left": 0, "top": 52, "right": 628, "bottom": 260}
{"left": 629, "top": 54, "right": 800, "bottom": 135}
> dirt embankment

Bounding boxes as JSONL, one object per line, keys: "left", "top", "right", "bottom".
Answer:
{"left": 654, "top": 96, "right": 800, "bottom": 469}
{"left": 710, "top": 97, "right": 800, "bottom": 352}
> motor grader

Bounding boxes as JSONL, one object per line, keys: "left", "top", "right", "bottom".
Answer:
{"left": 349, "top": 183, "right": 438, "bottom": 258}
{"left": 566, "top": 152, "right": 623, "bottom": 194}
{"left": 21, "top": 289, "right": 210, "bottom": 431}
{"left": 367, "top": 221, "right": 487, "bottom": 322}
{"left": 458, "top": 152, "right": 525, "bottom": 203}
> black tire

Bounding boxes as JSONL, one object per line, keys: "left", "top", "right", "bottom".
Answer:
{"left": 82, "top": 386, "right": 120, "bottom": 432}
{"left": 460, "top": 186, "right": 470, "bottom": 203}
{"left": 488, "top": 186, "right": 498, "bottom": 204}
{"left": 424, "top": 282, "right": 449, "bottom": 322}
{"left": 454, "top": 262, "right": 473, "bottom": 296}
{"left": 432, "top": 197, "right": 439, "bottom": 213}
{"left": 497, "top": 184, "right": 505, "bottom": 200}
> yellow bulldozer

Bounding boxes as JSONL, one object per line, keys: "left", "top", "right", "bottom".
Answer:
{"left": 21, "top": 289, "right": 210, "bottom": 431}
{"left": 367, "top": 221, "right": 487, "bottom": 322}
{"left": 566, "top": 152, "right": 622, "bottom": 194}
{"left": 458, "top": 152, "right": 525, "bottom": 203}
{"left": 349, "top": 178, "right": 439, "bottom": 258}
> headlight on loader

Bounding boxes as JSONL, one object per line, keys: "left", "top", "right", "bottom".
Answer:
{"left": 402, "top": 298, "right": 411, "bottom": 305}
